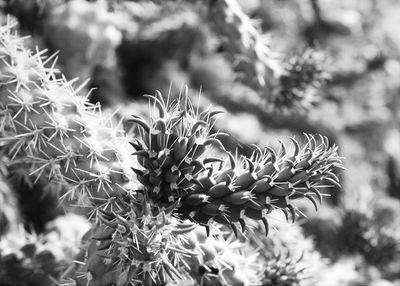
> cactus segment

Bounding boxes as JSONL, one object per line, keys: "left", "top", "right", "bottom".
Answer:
{"left": 209, "top": 0, "right": 327, "bottom": 111}
{"left": 178, "top": 134, "right": 342, "bottom": 232}
{"left": 128, "top": 91, "right": 224, "bottom": 204}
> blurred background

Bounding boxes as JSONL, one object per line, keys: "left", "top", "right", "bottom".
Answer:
{"left": 1, "top": 0, "right": 400, "bottom": 285}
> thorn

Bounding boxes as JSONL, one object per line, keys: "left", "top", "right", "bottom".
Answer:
{"left": 205, "top": 225, "right": 210, "bottom": 237}
{"left": 305, "top": 193, "right": 319, "bottom": 211}
{"left": 290, "top": 137, "right": 300, "bottom": 156}
{"left": 191, "top": 120, "right": 208, "bottom": 134}
{"left": 227, "top": 152, "right": 236, "bottom": 169}
{"left": 287, "top": 204, "right": 296, "bottom": 223}
{"left": 265, "top": 146, "right": 277, "bottom": 163}
{"left": 231, "top": 223, "right": 238, "bottom": 237}
{"left": 261, "top": 217, "right": 269, "bottom": 236}
{"left": 277, "top": 139, "right": 287, "bottom": 158}
{"left": 238, "top": 218, "right": 246, "bottom": 233}
{"left": 309, "top": 187, "right": 322, "bottom": 204}
{"left": 126, "top": 116, "right": 150, "bottom": 133}
{"left": 243, "top": 157, "right": 255, "bottom": 173}
{"left": 209, "top": 110, "right": 224, "bottom": 118}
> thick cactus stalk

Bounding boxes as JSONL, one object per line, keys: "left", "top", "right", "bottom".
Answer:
{"left": 209, "top": 0, "right": 280, "bottom": 96}
{"left": 209, "top": 0, "right": 327, "bottom": 110}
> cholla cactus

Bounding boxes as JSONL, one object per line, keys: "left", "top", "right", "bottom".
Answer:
{"left": 0, "top": 20, "right": 129, "bottom": 205}
{"left": 208, "top": 0, "right": 327, "bottom": 110}
{"left": 248, "top": 217, "right": 326, "bottom": 286}
{"left": 339, "top": 209, "right": 400, "bottom": 266}
{"left": 262, "top": 249, "right": 309, "bottom": 286}
{"left": 0, "top": 20, "right": 199, "bottom": 285}
{"left": 0, "top": 19, "right": 343, "bottom": 286}
{"left": 127, "top": 90, "right": 226, "bottom": 204}
{"left": 0, "top": 172, "right": 20, "bottom": 237}
{"left": 128, "top": 92, "right": 342, "bottom": 234}
{"left": 183, "top": 226, "right": 264, "bottom": 286}
{"left": 279, "top": 48, "right": 328, "bottom": 110}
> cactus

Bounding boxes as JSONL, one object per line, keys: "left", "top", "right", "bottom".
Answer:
{"left": 278, "top": 48, "right": 328, "bottom": 110}
{"left": 0, "top": 15, "right": 343, "bottom": 286}
{"left": 187, "top": 231, "right": 264, "bottom": 286}
{"left": 262, "top": 249, "right": 309, "bottom": 286}
{"left": 0, "top": 214, "right": 90, "bottom": 286}
{"left": 0, "top": 19, "right": 130, "bottom": 206}
{"left": 208, "top": 0, "right": 327, "bottom": 111}
{"left": 128, "top": 92, "right": 342, "bottom": 234}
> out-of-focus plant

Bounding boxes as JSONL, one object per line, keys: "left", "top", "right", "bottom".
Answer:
{"left": 208, "top": 0, "right": 329, "bottom": 111}
{"left": 338, "top": 207, "right": 400, "bottom": 267}
{"left": 43, "top": 0, "right": 123, "bottom": 81}
{"left": 251, "top": 219, "right": 326, "bottom": 286}
{"left": 0, "top": 214, "right": 90, "bottom": 286}
{"left": 303, "top": 197, "right": 400, "bottom": 281}
{"left": 0, "top": 172, "right": 20, "bottom": 237}
{"left": 6, "top": 0, "right": 329, "bottom": 112}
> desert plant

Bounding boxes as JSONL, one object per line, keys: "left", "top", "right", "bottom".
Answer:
{"left": 0, "top": 10, "right": 343, "bottom": 286}
{"left": 206, "top": 0, "right": 328, "bottom": 111}
{"left": 1, "top": 0, "right": 328, "bottom": 112}
{"left": 0, "top": 214, "right": 90, "bottom": 286}
{"left": 338, "top": 208, "right": 400, "bottom": 267}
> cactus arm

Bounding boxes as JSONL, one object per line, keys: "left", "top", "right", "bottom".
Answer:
{"left": 208, "top": 0, "right": 327, "bottom": 111}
